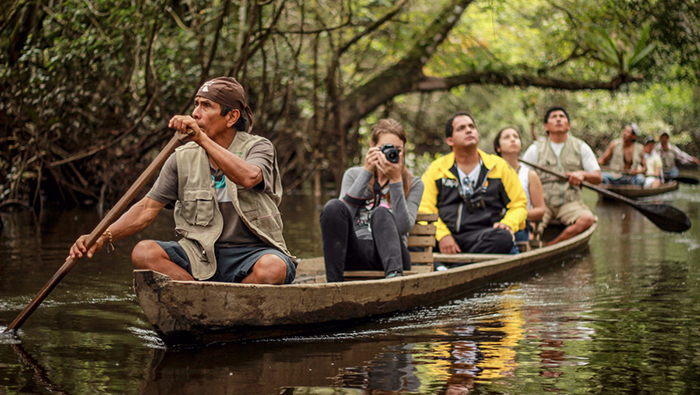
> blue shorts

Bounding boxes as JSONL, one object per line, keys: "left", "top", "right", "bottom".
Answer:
{"left": 154, "top": 241, "right": 296, "bottom": 284}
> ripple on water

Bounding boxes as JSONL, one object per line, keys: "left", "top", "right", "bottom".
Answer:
{"left": 127, "top": 326, "right": 166, "bottom": 349}
{"left": 0, "top": 293, "right": 135, "bottom": 313}
{"left": 0, "top": 327, "right": 22, "bottom": 345}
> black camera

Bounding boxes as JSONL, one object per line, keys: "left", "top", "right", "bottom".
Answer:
{"left": 379, "top": 144, "right": 400, "bottom": 163}
{"left": 464, "top": 193, "right": 486, "bottom": 213}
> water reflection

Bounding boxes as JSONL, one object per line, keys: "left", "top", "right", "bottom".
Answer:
{"left": 9, "top": 343, "right": 69, "bottom": 395}
{"left": 130, "top": 256, "right": 596, "bottom": 394}
{"left": 1, "top": 184, "right": 700, "bottom": 394}
{"left": 142, "top": 339, "right": 423, "bottom": 394}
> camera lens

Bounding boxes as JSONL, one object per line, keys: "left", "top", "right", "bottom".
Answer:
{"left": 380, "top": 144, "right": 400, "bottom": 164}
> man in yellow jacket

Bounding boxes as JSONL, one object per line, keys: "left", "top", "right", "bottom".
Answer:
{"left": 419, "top": 112, "right": 527, "bottom": 256}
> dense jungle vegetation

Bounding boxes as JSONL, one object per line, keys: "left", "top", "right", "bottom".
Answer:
{"left": 1, "top": 0, "right": 699, "bottom": 210}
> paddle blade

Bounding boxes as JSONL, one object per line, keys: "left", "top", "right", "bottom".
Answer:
{"left": 669, "top": 176, "right": 699, "bottom": 185}
{"left": 637, "top": 203, "right": 692, "bottom": 233}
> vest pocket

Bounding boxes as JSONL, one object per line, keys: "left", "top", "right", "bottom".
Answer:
{"left": 563, "top": 154, "right": 580, "bottom": 168}
{"left": 183, "top": 190, "right": 215, "bottom": 226}
{"left": 251, "top": 212, "right": 284, "bottom": 241}
{"left": 237, "top": 187, "right": 261, "bottom": 213}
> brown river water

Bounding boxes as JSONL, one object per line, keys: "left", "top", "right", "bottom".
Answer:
{"left": 1, "top": 184, "right": 700, "bottom": 394}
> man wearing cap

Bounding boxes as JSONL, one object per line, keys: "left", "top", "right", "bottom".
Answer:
{"left": 68, "top": 77, "right": 296, "bottom": 284}
{"left": 654, "top": 131, "right": 700, "bottom": 179}
{"left": 521, "top": 106, "right": 602, "bottom": 245}
{"left": 642, "top": 137, "right": 663, "bottom": 188}
{"left": 597, "top": 123, "right": 646, "bottom": 185}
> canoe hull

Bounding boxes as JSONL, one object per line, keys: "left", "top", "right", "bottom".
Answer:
{"left": 601, "top": 181, "right": 678, "bottom": 199}
{"left": 134, "top": 224, "right": 596, "bottom": 346}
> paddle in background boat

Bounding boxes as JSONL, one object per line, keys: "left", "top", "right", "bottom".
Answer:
{"left": 668, "top": 174, "right": 700, "bottom": 185}
{"left": 669, "top": 152, "right": 700, "bottom": 185}
{"left": 520, "top": 159, "right": 691, "bottom": 233}
{"left": 3, "top": 129, "right": 194, "bottom": 333}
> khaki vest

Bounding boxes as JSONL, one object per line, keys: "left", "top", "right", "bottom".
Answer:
{"left": 608, "top": 139, "right": 644, "bottom": 178}
{"left": 535, "top": 136, "right": 584, "bottom": 208}
{"left": 173, "top": 132, "right": 292, "bottom": 280}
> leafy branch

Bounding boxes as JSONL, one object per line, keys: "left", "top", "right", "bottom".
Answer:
{"left": 587, "top": 23, "right": 656, "bottom": 74}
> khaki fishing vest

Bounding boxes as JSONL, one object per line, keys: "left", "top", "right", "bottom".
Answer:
{"left": 608, "top": 139, "right": 644, "bottom": 178}
{"left": 173, "top": 132, "right": 292, "bottom": 280}
{"left": 535, "top": 136, "right": 584, "bottom": 208}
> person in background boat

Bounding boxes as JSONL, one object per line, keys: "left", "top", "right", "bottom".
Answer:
{"left": 642, "top": 136, "right": 663, "bottom": 189}
{"left": 68, "top": 77, "right": 296, "bottom": 284}
{"left": 319, "top": 119, "right": 424, "bottom": 282}
{"left": 521, "top": 106, "right": 602, "bottom": 245}
{"left": 419, "top": 112, "right": 527, "bottom": 258}
{"left": 597, "top": 123, "right": 646, "bottom": 186}
{"left": 654, "top": 130, "right": 700, "bottom": 179}
{"left": 493, "top": 127, "right": 545, "bottom": 252}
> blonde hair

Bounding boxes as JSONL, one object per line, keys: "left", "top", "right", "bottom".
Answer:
{"left": 370, "top": 118, "right": 412, "bottom": 199}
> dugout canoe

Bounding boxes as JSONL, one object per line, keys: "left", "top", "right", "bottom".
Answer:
{"left": 133, "top": 223, "right": 596, "bottom": 346}
{"left": 600, "top": 181, "right": 678, "bottom": 199}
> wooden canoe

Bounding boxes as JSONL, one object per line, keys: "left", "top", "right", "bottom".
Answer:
{"left": 600, "top": 181, "right": 678, "bottom": 199}
{"left": 133, "top": 223, "right": 596, "bottom": 346}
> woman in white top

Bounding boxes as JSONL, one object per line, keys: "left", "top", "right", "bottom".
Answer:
{"left": 493, "top": 127, "right": 545, "bottom": 249}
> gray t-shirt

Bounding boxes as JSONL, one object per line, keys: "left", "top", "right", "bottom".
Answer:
{"left": 147, "top": 140, "right": 275, "bottom": 247}
{"left": 340, "top": 167, "right": 424, "bottom": 244}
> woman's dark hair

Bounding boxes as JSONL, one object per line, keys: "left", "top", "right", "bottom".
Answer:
{"left": 445, "top": 111, "right": 475, "bottom": 138}
{"left": 493, "top": 126, "right": 521, "bottom": 157}
{"left": 221, "top": 105, "right": 248, "bottom": 131}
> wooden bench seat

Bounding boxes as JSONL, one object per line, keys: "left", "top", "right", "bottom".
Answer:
{"left": 344, "top": 213, "right": 438, "bottom": 279}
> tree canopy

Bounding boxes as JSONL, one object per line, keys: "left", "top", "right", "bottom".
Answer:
{"left": 1, "top": 0, "right": 698, "bottom": 208}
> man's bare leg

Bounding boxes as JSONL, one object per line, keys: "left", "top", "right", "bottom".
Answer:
{"left": 546, "top": 213, "right": 595, "bottom": 246}
{"left": 131, "top": 240, "right": 195, "bottom": 281}
{"left": 242, "top": 254, "right": 288, "bottom": 284}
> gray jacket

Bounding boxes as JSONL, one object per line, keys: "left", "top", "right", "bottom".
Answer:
{"left": 340, "top": 166, "right": 424, "bottom": 245}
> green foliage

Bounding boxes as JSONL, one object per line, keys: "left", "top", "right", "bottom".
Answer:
{"left": 385, "top": 81, "right": 700, "bottom": 169}
{"left": 587, "top": 23, "right": 655, "bottom": 74}
{"left": 0, "top": 0, "right": 697, "bottom": 206}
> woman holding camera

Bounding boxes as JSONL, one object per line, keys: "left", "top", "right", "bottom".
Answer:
{"left": 320, "top": 118, "right": 424, "bottom": 282}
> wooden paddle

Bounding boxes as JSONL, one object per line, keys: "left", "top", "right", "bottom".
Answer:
{"left": 4, "top": 130, "right": 192, "bottom": 333}
{"left": 668, "top": 176, "right": 699, "bottom": 185}
{"left": 683, "top": 163, "right": 700, "bottom": 184}
{"left": 520, "top": 159, "right": 692, "bottom": 233}
{"left": 676, "top": 162, "right": 700, "bottom": 184}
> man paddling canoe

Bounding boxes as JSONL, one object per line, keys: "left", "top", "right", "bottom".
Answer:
{"left": 654, "top": 130, "right": 700, "bottom": 179}
{"left": 521, "top": 106, "right": 602, "bottom": 245}
{"left": 68, "top": 77, "right": 296, "bottom": 284}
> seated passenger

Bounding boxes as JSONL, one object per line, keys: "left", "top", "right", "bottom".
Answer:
{"left": 654, "top": 130, "right": 700, "bottom": 179}
{"left": 419, "top": 112, "right": 527, "bottom": 258}
{"left": 493, "top": 127, "right": 545, "bottom": 251}
{"left": 319, "top": 119, "right": 424, "bottom": 282}
{"left": 521, "top": 106, "right": 602, "bottom": 245}
{"left": 598, "top": 123, "right": 646, "bottom": 185}
{"left": 642, "top": 136, "right": 663, "bottom": 188}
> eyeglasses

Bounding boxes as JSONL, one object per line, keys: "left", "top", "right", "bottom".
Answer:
{"left": 462, "top": 177, "right": 474, "bottom": 196}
